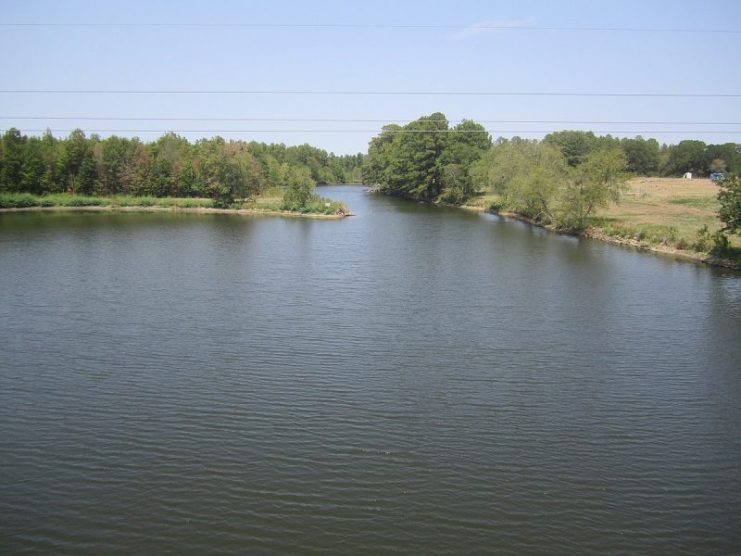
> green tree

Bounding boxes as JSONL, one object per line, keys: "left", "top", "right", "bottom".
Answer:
{"left": 20, "top": 138, "right": 45, "bottom": 194}
{"left": 60, "top": 129, "right": 98, "bottom": 193}
{"left": 281, "top": 166, "right": 315, "bottom": 210}
{"left": 438, "top": 120, "right": 491, "bottom": 201}
{"left": 718, "top": 176, "right": 741, "bottom": 235}
{"left": 0, "top": 128, "right": 362, "bottom": 199}
{"left": 663, "top": 140, "right": 708, "bottom": 176}
{"left": 620, "top": 137, "right": 660, "bottom": 175}
{"left": 362, "top": 124, "right": 401, "bottom": 186}
{"left": 363, "top": 113, "right": 452, "bottom": 201}
{"left": 39, "top": 130, "right": 63, "bottom": 193}
{"left": 544, "top": 130, "right": 599, "bottom": 166}
{"left": 97, "top": 136, "right": 131, "bottom": 195}
{"left": 206, "top": 150, "right": 248, "bottom": 207}
{"left": 266, "top": 157, "right": 291, "bottom": 187}
{"left": 394, "top": 113, "right": 449, "bottom": 200}
{"left": 471, "top": 137, "right": 627, "bottom": 230}
{"left": 504, "top": 142, "right": 567, "bottom": 223}
{"left": 121, "top": 141, "right": 151, "bottom": 195}
{"left": 177, "top": 160, "right": 202, "bottom": 196}
{"left": 709, "top": 158, "right": 727, "bottom": 173}
{"left": 557, "top": 148, "right": 627, "bottom": 230}
{"left": 1, "top": 128, "right": 26, "bottom": 192}
{"left": 472, "top": 138, "right": 567, "bottom": 223}
{"left": 706, "top": 143, "right": 741, "bottom": 175}
{"left": 150, "top": 157, "right": 174, "bottom": 196}
{"left": 76, "top": 151, "right": 97, "bottom": 195}
{"left": 150, "top": 133, "right": 192, "bottom": 196}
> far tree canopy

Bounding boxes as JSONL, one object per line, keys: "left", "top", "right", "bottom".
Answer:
{"left": 0, "top": 128, "right": 365, "bottom": 206}
{"left": 362, "top": 113, "right": 492, "bottom": 202}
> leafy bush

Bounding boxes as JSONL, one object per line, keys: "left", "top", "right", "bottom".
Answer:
{"left": 718, "top": 176, "right": 740, "bottom": 235}
{"left": 437, "top": 188, "right": 468, "bottom": 205}
{"left": 711, "top": 231, "right": 730, "bottom": 255}
{"left": 602, "top": 224, "right": 633, "bottom": 239}
{"left": 281, "top": 195, "right": 346, "bottom": 215}
{"left": 209, "top": 185, "right": 233, "bottom": 208}
{"left": 675, "top": 238, "right": 690, "bottom": 250}
{"left": 0, "top": 193, "right": 38, "bottom": 208}
{"left": 60, "top": 195, "right": 105, "bottom": 206}
{"left": 281, "top": 167, "right": 315, "bottom": 210}
{"left": 636, "top": 224, "right": 678, "bottom": 245}
{"left": 136, "top": 196, "right": 156, "bottom": 207}
{"left": 174, "top": 198, "right": 212, "bottom": 208}
{"left": 693, "top": 225, "right": 711, "bottom": 252}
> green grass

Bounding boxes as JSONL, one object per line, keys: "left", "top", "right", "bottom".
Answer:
{"left": 279, "top": 195, "right": 348, "bottom": 215}
{"left": 0, "top": 193, "right": 38, "bottom": 208}
{"left": 0, "top": 193, "right": 106, "bottom": 208}
{"left": 600, "top": 222, "right": 678, "bottom": 244}
{"left": 0, "top": 192, "right": 215, "bottom": 209}
{"left": 668, "top": 197, "right": 719, "bottom": 210}
{"left": 109, "top": 196, "right": 213, "bottom": 208}
{"left": 1, "top": 192, "right": 348, "bottom": 216}
{"left": 595, "top": 219, "right": 740, "bottom": 264}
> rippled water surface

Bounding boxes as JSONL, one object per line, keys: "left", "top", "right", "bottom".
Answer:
{"left": 2, "top": 186, "right": 741, "bottom": 554}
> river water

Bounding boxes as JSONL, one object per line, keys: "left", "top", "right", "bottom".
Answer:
{"left": 1, "top": 185, "right": 740, "bottom": 554}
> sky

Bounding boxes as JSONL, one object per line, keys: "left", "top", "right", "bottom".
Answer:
{"left": 1, "top": 0, "right": 740, "bottom": 154}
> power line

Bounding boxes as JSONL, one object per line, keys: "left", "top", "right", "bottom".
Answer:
{"left": 13, "top": 129, "right": 741, "bottom": 134}
{"left": 2, "top": 117, "right": 740, "bottom": 125}
{"left": 1, "top": 22, "right": 739, "bottom": 34}
{"left": 2, "top": 90, "right": 740, "bottom": 97}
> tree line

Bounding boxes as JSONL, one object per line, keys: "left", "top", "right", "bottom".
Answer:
{"left": 0, "top": 128, "right": 364, "bottom": 206}
{"left": 362, "top": 114, "right": 740, "bottom": 233}
{"left": 362, "top": 114, "right": 625, "bottom": 229}
{"left": 538, "top": 130, "right": 740, "bottom": 178}
{"left": 362, "top": 113, "right": 492, "bottom": 203}
{"left": 2, "top": 122, "right": 737, "bottom": 228}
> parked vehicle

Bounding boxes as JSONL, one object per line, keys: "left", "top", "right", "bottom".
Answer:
{"left": 709, "top": 172, "right": 726, "bottom": 182}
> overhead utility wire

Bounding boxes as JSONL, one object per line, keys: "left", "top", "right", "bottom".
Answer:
{"left": 2, "top": 90, "right": 740, "bottom": 97}
{"left": 18, "top": 129, "right": 741, "bottom": 134}
{"left": 2, "top": 117, "right": 739, "bottom": 125}
{"left": 2, "top": 23, "right": 739, "bottom": 34}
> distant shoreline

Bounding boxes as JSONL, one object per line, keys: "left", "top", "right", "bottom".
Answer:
{"left": 458, "top": 203, "right": 740, "bottom": 271}
{"left": 0, "top": 205, "right": 348, "bottom": 219}
{"left": 582, "top": 227, "right": 739, "bottom": 270}
{"left": 450, "top": 176, "right": 740, "bottom": 271}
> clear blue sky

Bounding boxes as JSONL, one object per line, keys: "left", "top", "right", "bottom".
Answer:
{"left": 2, "top": 0, "right": 740, "bottom": 154}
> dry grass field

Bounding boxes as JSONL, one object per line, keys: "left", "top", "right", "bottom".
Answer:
{"left": 462, "top": 176, "right": 739, "bottom": 266}
{"left": 599, "top": 177, "right": 722, "bottom": 236}
{"left": 594, "top": 177, "right": 740, "bottom": 252}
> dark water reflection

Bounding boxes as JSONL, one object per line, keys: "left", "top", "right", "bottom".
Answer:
{"left": 1, "top": 186, "right": 740, "bottom": 554}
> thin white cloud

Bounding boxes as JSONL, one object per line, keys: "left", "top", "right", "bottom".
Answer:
{"left": 451, "top": 18, "right": 537, "bottom": 40}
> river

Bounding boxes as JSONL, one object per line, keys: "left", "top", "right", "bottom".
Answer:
{"left": 1, "top": 185, "right": 740, "bottom": 554}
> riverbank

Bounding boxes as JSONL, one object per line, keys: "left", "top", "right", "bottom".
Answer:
{"left": 589, "top": 177, "right": 739, "bottom": 269}
{"left": 0, "top": 205, "right": 348, "bottom": 219}
{"left": 459, "top": 177, "right": 740, "bottom": 270}
{"left": 0, "top": 193, "right": 350, "bottom": 219}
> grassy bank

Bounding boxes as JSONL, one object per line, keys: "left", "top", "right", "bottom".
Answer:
{"left": 0, "top": 191, "right": 349, "bottom": 217}
{"left": 461, "top": 177, "right": 740, "bottom": 269}
{"left": 0, "top": 193, "right": 214, "bottom": 209}
{"left": 242, "top": 187, "right": 348, "bottom": 216}
{"left": 588, "top": 177, "right": 739, "bottom": 267}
